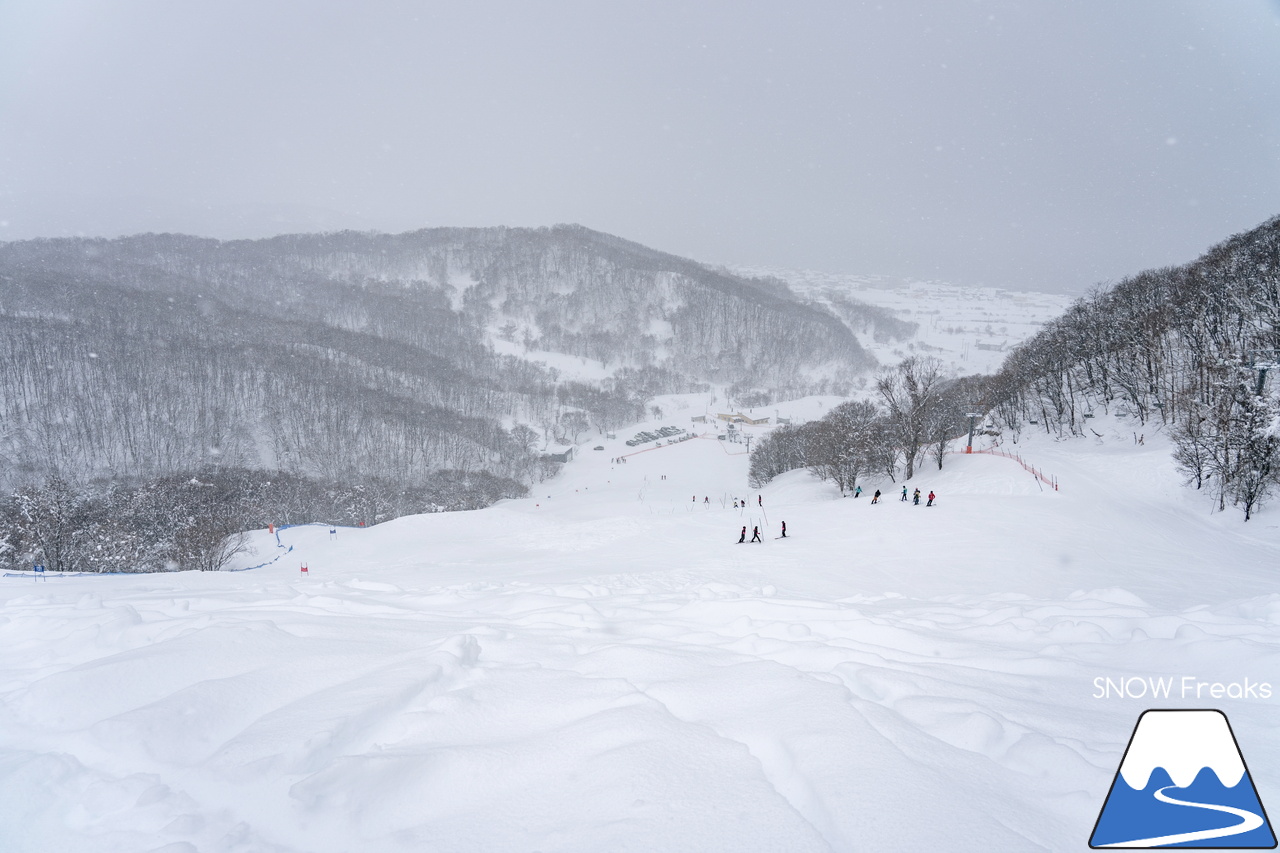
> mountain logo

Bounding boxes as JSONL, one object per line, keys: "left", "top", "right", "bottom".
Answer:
{"left": 1090, "top": 709, "right": 1276, "bottom": 848}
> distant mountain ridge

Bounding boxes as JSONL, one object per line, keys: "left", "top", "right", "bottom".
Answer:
{"left": 0, "top": 225, "right": 873, "bottom": 489}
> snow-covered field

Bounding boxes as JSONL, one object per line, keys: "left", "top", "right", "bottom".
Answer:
{"left": 740, "top": 267, "right": 1073, "bottom": 375}
{"left": 3, "top": 398, "right": 1279, "bottom": 852}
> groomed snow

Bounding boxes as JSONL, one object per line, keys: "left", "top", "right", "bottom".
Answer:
{"left": 3, "top": 398, "right": 1279, "bottom": 852}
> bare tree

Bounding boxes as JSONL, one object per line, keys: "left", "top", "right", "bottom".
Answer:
{"left": 877, "top": 356, "right": 949, "bottom": 480}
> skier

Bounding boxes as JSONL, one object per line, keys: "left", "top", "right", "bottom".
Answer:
{"left": 854, "top": 485, "right": 862, "bottom": 499}
{"left": 780, "top": 521, "right": 787, "bottom": 538}
{"left": 900, "top": 486, "right": 908, "bottom": 502}
{"left": 733, "top": 499, "right": 739, "bottom": 508}
{"left": 704, "top": 496, "right": 710, "bottom": 504}
{"left": 750, "top": 526, "right": 762, "bottom": 543}
{"left": 738, "top": 526, "right": 747, "bottom": 543}
{"left": 927, "top": 491, "right": 936, "bottom": 506}
{"left": 913, "top": 488, "right": 921, "bottom": 505}
{"left": 871, "top": 489, "right": 881, "bottom": 504}
{"left": 758, "top": 495, "right": 762, "bottom": 506}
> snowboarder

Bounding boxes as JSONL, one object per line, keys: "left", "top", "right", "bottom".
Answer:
{"left": 900, "top": 486, "right": 908, "bottom": 502}
{"left": 750, "top": 526, "right": 762, "bottom": 543}
{"left": 927, "top": 491, "right": 936, "bottom": 506}
{"left": 780, "top": 521, "right": 787, "bottom": 538}
{"left": 912, "top": 488, "right": 921, "bottom": 505}
{"left": 738, "top": 526, "right": 747, "bottom": 543}
{"left": 854, "top": 486, "right": 862, "bottom": 498}
{"left": 871, "top": 489, "right": 881, "bottom": 504}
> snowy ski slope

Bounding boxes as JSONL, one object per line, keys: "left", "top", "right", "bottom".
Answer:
{"left": 2, "top": 396, "right": 1279, "bottom": 852}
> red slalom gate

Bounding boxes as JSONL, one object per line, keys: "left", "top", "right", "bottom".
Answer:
{"left": 972, "top": 447, "right": 1059, "bottom": 491}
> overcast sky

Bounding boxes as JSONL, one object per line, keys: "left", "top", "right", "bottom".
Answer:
{"left": 1, "top": 1, "right": 1278, "bottom": 293}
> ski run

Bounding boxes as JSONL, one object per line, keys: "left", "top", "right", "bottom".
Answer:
{"left": 3, "top": 394, "right": 1279, "bottom": 852}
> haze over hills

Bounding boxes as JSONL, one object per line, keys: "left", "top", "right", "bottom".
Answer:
{"left": 0, "top": 225, "right": 872, "bottom": 490}
{"left": 0, "top": 223, "right": 1074, "bottom": 572}
{"left": 736, "top": 266, "right": 1073, "bottom": 377}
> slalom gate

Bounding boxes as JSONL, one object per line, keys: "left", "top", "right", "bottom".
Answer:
{"left": 972, "top": 447, "right": 1059, "bottom": 491}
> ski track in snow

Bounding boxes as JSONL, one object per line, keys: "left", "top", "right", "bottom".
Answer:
{"left": 3, "top": 399, "right": 1280, "bottom": 851}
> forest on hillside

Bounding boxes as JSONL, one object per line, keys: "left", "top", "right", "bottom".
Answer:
{"left": 748, "top": 356, "right": 985, "bottom": 493}
{"left": 0, "top": 226, "right": 876, "bottom": 571}
{"left": 987, "top": 215, "right": 1280, "bottom": 519}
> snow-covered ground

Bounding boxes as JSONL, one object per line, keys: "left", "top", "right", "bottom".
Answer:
{"left": 3, "top": 399, "right": 1279, "bottom": 852}
{"left": 739, "top": 267, "right": 1073, "bottom": 375}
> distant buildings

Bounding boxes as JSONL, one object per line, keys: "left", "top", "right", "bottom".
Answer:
{"left": 715, "top": 412, "right": 770, "bottom": 425}
{"left": 542, "top": 446, "right": 574, "bottom": 463}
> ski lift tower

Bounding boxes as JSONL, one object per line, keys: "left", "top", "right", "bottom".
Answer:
{"left": 1247, "top": 350, "right": 1280, "bottom": 397}
{"left": 965, "top": 408, "right": 983, "bottom": 454}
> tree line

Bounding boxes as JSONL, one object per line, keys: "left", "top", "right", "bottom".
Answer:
{"left": 987, "top": 214, "right": 1280, "bottom": 519}
{"left": 0, "top": 226, "right": 884, "bottom": 570}
{"left": 749, "top": 357, "right": 983, "bottom": 492}
{"left": 0, "top": 468, "right": 525, "bottom": 574}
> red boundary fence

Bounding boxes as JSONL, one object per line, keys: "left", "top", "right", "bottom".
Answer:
{"left": 972, "top": 447, "right": 1059, "bottom": 491}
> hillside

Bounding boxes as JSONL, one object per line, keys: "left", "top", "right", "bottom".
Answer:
{"left": 736, "top": 266, "right": 1073, "bottom": 377}
{"left": 0, "top": 227, "right": 871, "bottom": 492}
{"left": 990, "top": 213, "right": 1280, "bottom": 520}
{"left": 3, "top": 395, "right": 1278, "bottom": 851}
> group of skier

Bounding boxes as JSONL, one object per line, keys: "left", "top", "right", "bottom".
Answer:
{"left": 730, "top": 481, "right": 939, "bottom": 542}
{"left": 898, "top": 486, "right": 935, "bottom": 506}
{"left": 695, "top": 495, "right": 764, "bottom": 509}
{"left": 860, "top": 485, "right": 935, "bottom": 506}
{"left": 738, "top": 520, "right": 785, "bottom": 543}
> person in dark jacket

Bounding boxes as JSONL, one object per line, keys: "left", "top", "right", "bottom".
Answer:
{"left": 750, "top": 526, "right": 762, "bottom": 542}
{"left": 780, "top": 521, "right": 787, "bottom": 538}
{"left": 871, "top": 489, "right": 881, "bottom": 504}
{"left": 738, "top": 526, "right": 747, "bottom": 543}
